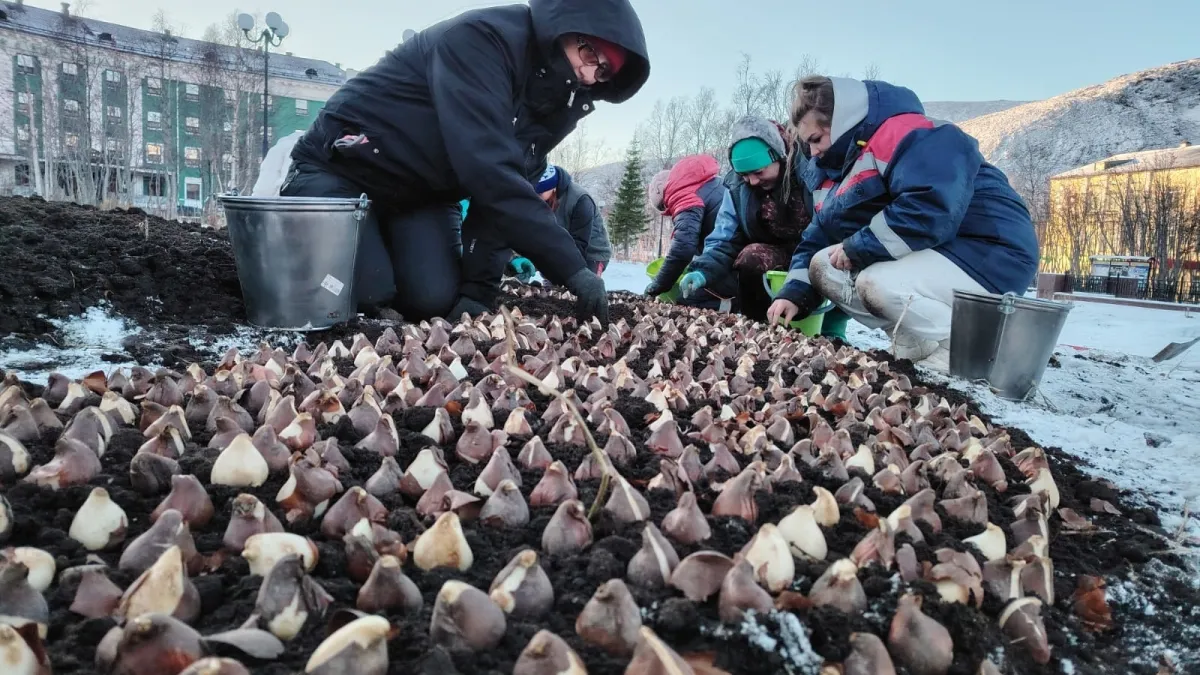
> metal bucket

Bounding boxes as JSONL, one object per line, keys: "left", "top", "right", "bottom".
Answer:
{"left": 949, "top": 290, "right": 1073, "bottom": 401}
{"left": 219, "top": 194, "right": 369, "bottom": 330}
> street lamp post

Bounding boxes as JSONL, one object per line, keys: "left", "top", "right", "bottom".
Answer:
{"left": 238, "top": 12, "right": 289, "bottom": 159}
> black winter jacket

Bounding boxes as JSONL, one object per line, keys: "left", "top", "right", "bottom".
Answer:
{"left": 290, "top": 0, "right": 649, "bottom": 284}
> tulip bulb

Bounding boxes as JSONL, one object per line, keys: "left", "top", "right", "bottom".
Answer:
{"left": 179, "top": 658, "right": 252, "bottom": 675}
{"left": 355, "top": 414, "right": 400, "bottom": 457}
{"left": 0, "top": 548, "right": 55, "bottom": 594}
{"left": 304, "top": 614, "right": 392, "bottom": 675}
{"left": 223, "top": 494, "right": 284, "bottom": 553}
{"left": 1000, "top": 597, "right": 1051, "bottom": 664}
{"left": 128, "top": 452, "right": 180, "bottom": 497}
{"left": 841, "top": 632, "right": 898, "bottom": 675}
{"left": 0, "top": 623, "right": 50, "bottom": 675}
{"left": 279, "top": 412, "right": 319, "bottom": 452}
{"left": 888, "top": 593, "right": 953, "bottom": 675}
{"left": 321, "top": 487, "right": 387, "bottom": 541}
{"left": 475, "top": 447, "right": 521, "bottom": 497}
{"left": 606, "top": 472, "right": 651, "bottom": 524}
{"left": 626, "top": 626, "right": 692, "bottom": 675}
{"left": 400, "top": 448, "right": 449, "bottom": 498}
{"left": 740, "top": 524, "right": 794, "bottom": 593}
{"left": 1027, "top": 468, "right": 1060, "bottom": 509}
{"left": 248, "top": 553, "right": 333, "bottom": 641}
{"left": 364, "top": 457, "right": 405, "bottom": 498}
{"left": 241, "top": 533, "right": 319, "bottom": 577}
{"left": 430, "top": 580, "right": 507, "bottom": 652}
{"left": 68, "top": 487, "right": 128, "bottom": 552}
{"left": 541, "top": 500, "right": 593, "bottom": 556}
{"left": 963, "top": 523, "right": 1007, "bottom": 562}
{"left": 627, "top": 523, "right": 680, "bottom": 589}
{"left": 811, "top": 487, "right": 841, "bottom": 527}
{"left": 529, "top": 461, "right": 578, "bottom": 508}
{"left": 115, "top": 545, "right": 200, "bottom": 624}
{"left": 357, "top": 555, "right": 422, "bottom": 616}
{"left": 513, "top": 630, "right": 587, "bottom": 675}
{"left": 413, "top": 512, "right": 473, "bottom": 572}
{"left": 670, "top": 551, "right": 735, "bottom": 602}
{"left": 719, "top": 557, "right": 774, "bottom": 624}
{"left": 489, "top": 549, "right": 554, "bottom": 620}
{"left": 481, "top": 480, "right": 530, "bottom": 528}
{"left": 661, "top": 491, "right": 711, "bottom": 546}
{"left": 69, "top": 566, "right": 123, "bottom": 619}
{"left": 778, "top": 505, "right": 828, "bottom": 560}
{"left": 22, "top": 436, "right": 97, "bottom": 489}
{"left": 118, "top": 510, "right": 197, "bottom": 575}
{"left": 575, "top": 579, "right": 642, "bottom": 656}
{"left": 0, "top": 562, "right": 49, "bottom": 638}
{"left": 210, "top": 434, "right": 270, "bottom": 488}
{"left": 0, "top": 496, "right": 12, "bottom": 545}
{"left": 517, "top": 436, "right": 552, "bottom": 470}
{"left": 809, "top": 559, "right": 867, "bottom": 615}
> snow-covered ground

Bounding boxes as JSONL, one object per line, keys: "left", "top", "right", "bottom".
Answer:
{"left": 607, "top": 260, "right": 1200, "bottom": 539}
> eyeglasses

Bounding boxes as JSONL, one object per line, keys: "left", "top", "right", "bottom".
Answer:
{"left": 576, "top": 35, "right": 613, "bottom": 83}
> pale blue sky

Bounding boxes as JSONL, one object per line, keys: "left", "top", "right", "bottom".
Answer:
{"left": 51, "top": 0, "right": 1200, "bottom": 150}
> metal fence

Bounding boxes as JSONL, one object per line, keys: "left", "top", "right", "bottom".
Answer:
{"left": 1064, "top": 274, "right": 1200, "bottom": 305}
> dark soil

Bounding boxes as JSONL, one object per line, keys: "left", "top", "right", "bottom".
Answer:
{"left": 2, "top": 288, "right": 1197, "bottom": 675}
{"left": 0, "top": 196, "right": 245, "bottom": 338}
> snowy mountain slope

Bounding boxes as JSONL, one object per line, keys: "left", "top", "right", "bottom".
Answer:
{"left": 923, "top": 100, "right": 1029, "bottom": 123}
{"left": 960, "top": 58, "right": 1200, "bottom": 178}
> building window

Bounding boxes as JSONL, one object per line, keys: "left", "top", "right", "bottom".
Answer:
{"left": 295, "top": 99, "right": 308, "bottom": 115}
{"left": 146, "top": 143, "right": 164, "bottom": 163}
{"left": 222, "top": 121, "right": 232, "bottom": 132}
{"left": 105, "top": 69, "right": 121, "bottom": 84}
{"left": 185, "top": 83, "right": 200, "bottom": 101}
{"left": 184, "top": 146, "right": 201, "bottom": 166}
{"left": 63, "top": 99, "right": 81, "bottom": 115}
{"left": 146, "top": 110, "right": 162, "bottom": 130}
{"left": 185, "top": 116, "right": 200, "bottom": 133}
{"left": 185, "top": 179, "right": 201, "bottom": 201}
{"left": 64, "top": 133, "right": 80, "bottom": 148}
{"left": 224, "top": 89, "right": 237, "bottom": 103}
{"left": 16, "top": 54, "right": 36, "bottom": 72}
{"left": 17, "top": 92, "right": 30, "bottom": 105}
{"left": 62, "top": 62, "right": 78, "bottom": 76}
{"left": 105, "top": 138, "right": 120, "bottom": 153}
{"left": 15, "top": 164, "right": 31, "bottom": 187}
{"left": 146, "top": 77, "right": 162, "bottom": 94}
{"left": 143, "top": 174, "right": 166, "bottom": 197}
{"left": 16, "top": 126, "right": 30, "bottom": 142}
{"left": 107, "top": 105, "right": 123, "bottom": 119}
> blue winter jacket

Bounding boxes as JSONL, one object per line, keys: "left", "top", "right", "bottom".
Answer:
{"left": 776, "top": 80, "right": 1040, "bottom": 307}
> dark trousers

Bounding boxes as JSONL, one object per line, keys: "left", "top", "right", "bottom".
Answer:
{"left": 737, "top": 267, "right": 774, "bottom": 322}
{"left": 280, "top": 161, "right": 461, "bottom": 320}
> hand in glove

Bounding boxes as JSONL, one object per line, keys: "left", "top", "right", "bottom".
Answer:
{"left": 644, "top": 277, "right": 670, "bottom": 297}
{"left": 509, "top": 256, "right": 537, "bottom": 283}
{"left": 446, "top": 296, "right": 490, "bottom": 321}
{"left": 565, "top": 268, "right": 609, "bottom": 327}
{"left": 679, "top": 271, "right": 706, "bottom": 298}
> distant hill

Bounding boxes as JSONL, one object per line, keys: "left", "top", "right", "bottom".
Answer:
{"left": 923, "top": 100, "right": 1030, "bottom": 123}
{"left": 960, "top": 59, "right": 1200, "bottom": 179}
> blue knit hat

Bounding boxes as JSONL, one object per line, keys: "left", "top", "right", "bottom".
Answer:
{"left": 535, "top": 165, "right": 560, "bottom": 193}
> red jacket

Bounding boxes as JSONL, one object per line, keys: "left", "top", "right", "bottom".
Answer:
{"left": 663, "top": 155, "right": 720, "bottom": 217}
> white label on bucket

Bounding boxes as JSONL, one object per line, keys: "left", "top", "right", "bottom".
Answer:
{"left": 320, "top": 274, "right": 345, "bottom": 296}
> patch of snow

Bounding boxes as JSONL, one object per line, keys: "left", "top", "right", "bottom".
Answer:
{"left": 0, "top": 304, "right": 138, "bottom": 381}
{"left": 842, "top": 298, "right": 1200, "bottom": 539}
{"left": 604, "top": 260, "right": 651, "bottom": 294}
{"left": 1061, "top": 660, "right": 1077, "bottom": 674}
{"left": 1104, "top": 561, "right": 1200, "bottom": 670}
{"left": 737, "top": 612, "right": 823, "bottom": 674}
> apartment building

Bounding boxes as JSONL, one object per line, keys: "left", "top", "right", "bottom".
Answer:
{"left": 0, "top": 1, "right": 347, "bottom": 214}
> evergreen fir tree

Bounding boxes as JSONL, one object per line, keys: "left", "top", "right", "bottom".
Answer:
{"left": 607, "top": 142, "right": 650, "bottom": 255}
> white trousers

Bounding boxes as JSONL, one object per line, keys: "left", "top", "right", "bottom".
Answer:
{"left": 809, "top": 246, "right": 986, "bottom": 344}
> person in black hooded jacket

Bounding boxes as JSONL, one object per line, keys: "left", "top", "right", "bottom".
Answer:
{"left": 282, "top": 0, "right": 649, "bottom": 325}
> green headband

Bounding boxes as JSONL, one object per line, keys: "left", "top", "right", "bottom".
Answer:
{"left": 731, "top": 138, "right": 776, "bottom": 174}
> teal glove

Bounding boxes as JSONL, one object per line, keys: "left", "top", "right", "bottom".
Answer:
{"left": 510, "top": 257, "right": 536, "bottom": 283}
{"left": 679, "top": 271, "right": 706, "bottom": 298}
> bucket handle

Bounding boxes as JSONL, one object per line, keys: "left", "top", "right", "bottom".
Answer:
{"left": 762, "top": 274, "right": 778, "bottom": 299}
{"left": 998, "top": 292, "right": 1017, "bottom": 315}
{"left": 761, "top": 273, "right": 834, "bottom": 316}
{"left": 353, "top": 193, "right": 371, "bottom": 222}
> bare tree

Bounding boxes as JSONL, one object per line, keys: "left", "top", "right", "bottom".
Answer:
{"left": 549, "top": 119, "right": 611, "bottom": 175}
{"left": 1007, "top": 136, "right": 1054, "bottom": 241}
{"left": 684, "top": 87, "right": 722, "bottom": 157}
{"left": 637, "top": 96, "right": 688, "bottom": 172}
{"left": 862, "top": 62, "right": 882, "bottom": 80}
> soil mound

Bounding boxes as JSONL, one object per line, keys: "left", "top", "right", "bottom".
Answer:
{"left": 0, "top": 196, "right": 244, "bottom": 337}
